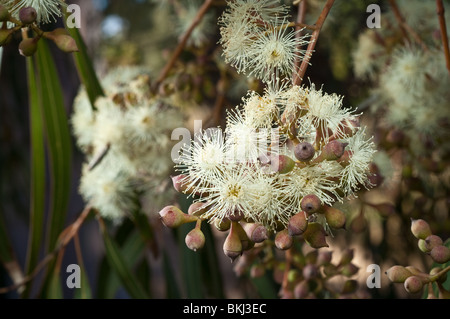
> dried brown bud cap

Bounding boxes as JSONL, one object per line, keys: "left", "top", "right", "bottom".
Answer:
{"left": 19, "top": 7, "right": 37, "bottom": 24}
{"left": 430, "top": 245, "right": 450, "bottom": 264}
{"left": 185, "top": 225, "right": 205, "bottom": 251}
{"left": 158, "top": 205, "right": 197, "bottom": 228}
{"left": 410, "top": 218, "right": 432, "bottom": 240}
{"left": 288, "top": 212, "right": 308, "bottom": 236}
{"left": 385, "top": 265, "right": 413, "bottom": 283}
{"left": 0, "top": 5, "right": 10, "bottom": 21}
{"left": 404, "top": 276, "right": 424, "bottom": 294}
{"left": 300, "top": 194, "right": 322, "bottom": 215}
{"left": 294, "top": 142, "right": 315, "bottom": 162}
{"left": 275, "top": 229, "right": 293, "bottom": 250}
{"left": 302, "top": 222, "right": 328, "bottom": 249}
{"left": 324, "top": 206, "right": 346, "bottom": 229}
{"left": 244, "top": 223, "right": 268, "bottom": 243}
{"left": 270, "top": 154, "right": 295, "bottom": 174}
{"left": 223, "top": 222, "right": 243, "bottom": 262}
{"left": 19, "top": 37, "right": 39, "bottom": 57}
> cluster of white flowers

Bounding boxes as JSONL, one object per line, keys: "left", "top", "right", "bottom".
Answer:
{"left": 168, "top": 0, "right": 377, "bottom": 236}
{"left": 0, "top": 0, "right": 66, "bottom": 24}
{"left": 218, "top": 0, "right": 310, "bottom": 83}
{"left": 72, "top": 66, "right": 184, "bottom": 221}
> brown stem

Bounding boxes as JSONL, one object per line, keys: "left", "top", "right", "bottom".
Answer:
{"left": 281, "top": 248, "right": 293, "bottom": 295}
{"left": 292, "top": 0, "right": 308, "bottom": 85}
{"left": 153, "top": 0, "right": 213, "bottom": 91}
{"left": 437, "top": 0, "right": 450, "bottom": 74}
{"left": 388, "top": 0, "right": 429, "bottom": 52}
{"left": 0, "top": 205, "right": 92, "bottom": 295}
{"left": 295, "top": 0, "right": 336, "bottom": 86}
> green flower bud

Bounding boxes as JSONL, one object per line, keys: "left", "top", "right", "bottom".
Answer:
{"left": 158, "top": 205, "right": 197, "bottom": 228}
{"left": 300, "top": 194, "right": 322, "bottom": 215}
{"left": 0, "top": 5, "right": 10, "bottom": 22}
{"left": 18, "top": 37, "right": 39, "bottom": 56}
{"left": 185, "top": 224, "right": 205, "bottom": 251}
{"left": 270, "top": 154, "right": 295, "bottom": 174}
{"left": 275, "top": 229, "right": 293, "bottom": 250}
{"left": 302, "top": 222, "right": 328, "bottom": 249}
{"left": 294, "top": 142, "right": 315, "bottom": 162}
{"left": 223, "top": 222, "right": 243, "bottom": 262}
{"left": 288, "top": 212, "right": 308, "bottom": 236}
{"left": 430, "top": 245, "right": 450, "bottom": 264}
{"left": 385, "top": 265, "right": 413, "bottom": 283}
{"left": 404, "top": 276, "right": 424, "bottom": 294}
{"left": 214, "top": 218, "right": 231, "bottom": 231}
{"left": 410, "top": 218, "right": 432, "bottom": 240}
{"left": 324, "top": 206, "right": 346, "bottom": 229}
{"left": 19, "top": 7, "right": 37, "bottom": 24}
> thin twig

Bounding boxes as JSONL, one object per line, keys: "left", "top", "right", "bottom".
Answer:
{"left": 292, "top": 0, "right": 308, "bottom": 85}
{"left": 437, "top": 0, "right": 450, "bottom": 74}
{"left": 388, "top": 0, "right": 429, "bottom": 52}
{"left": 296, "top": 0, "right": 336, "bottom": 85}
{"left": 281, "top": 248, "right": 293, "bottom": 295}
{"left": 0, "top": 206, "right": 92, "bottom": 295}
{"left": 153, "top": 0, "right": 214, "bottom": 91}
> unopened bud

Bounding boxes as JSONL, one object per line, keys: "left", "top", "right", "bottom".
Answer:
{"left": 19, "top": 7, "right": 37, "bottom": 24}
{"left": 317, "top": 250, "right": 332, "bottom": 265}
{"left": 404, "top": 276, "right": 424, "bottom": 294}
{"left": 294, "top": 280, "right": 309, "bottom": 299}
{"left": 410, "top": 218, "right": 432, "bottom": 240}
{"left": 324, "top": 206, "right": 346, "bottom": 229}
{"left": 302, "top": 222, "right": 328, "bottom": 248}
{"left": 185, "top": 224, "right": 205, "bottom": 251}
{"left": 294, "top": 142, "right": 315, "bottom": 162}
{"left": 288, "top": 212, "right": 308, "bottom": 236}
{"left": 223, "top": 222, "right": 243, "bottom": 262}
{"left": 385, "top": 265, "right": 413, "bottom": 283}
{"left": 430, "top": 245, "right": 450, "bottom": 264}
{"left": 227, "top": 208, "right": 244, "bottom": 221}
{"left": 302, "top": 264, "right": 318, "bottom": 280}
{"left": 424, "top": 235, "right": 443, "bottom": 252}
{"left": 244, "top": 223, "right": 268, "bottom": 243}
{"left": 234, "top": 221, "right": 253, "bottom": 251}
{"left": 0, "top": 5, "right": 10, "bottom": 21}
{"left": 0, "top": 29, "right": 13, "bottom": 46}
{"left": 300, "top": 194, "right": 322, "bottom": 215}
{"left": 18, "top": 37, "right": 38, "bottom": 56}
{"left": 314, "top": 140, "right": 348, "bottom": 162}
{"left": 171, "top": 174, "right": 188, "bottom": 193}
{"left": 418, "top": 239, "right": 428, "bottom": 253}
{"left": 214, "top": 218, "right": 231, "bottom": 231}
{"left": 338, "top": 248, "right": 354, "bottom": 266}
{"left": 270, "top": 154, "right": 295, "bottom": 174}
{"left": 275, "top": 229, "right": 293, "bottom": 250}
{"left": 158, "top": 205, "right": 197, "bottom": 228}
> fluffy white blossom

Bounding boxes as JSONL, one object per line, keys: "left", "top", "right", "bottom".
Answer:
{"left": 1, "top": 0, "right": 66, "bottom": 24}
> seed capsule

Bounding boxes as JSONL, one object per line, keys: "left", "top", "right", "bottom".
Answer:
{"left": 275, "top": 229, "right": 293, "bottom": 250}
{"left": 404, "top": 276, "right": 424, "bottom": 294}
{"left": 300, "top": 194, "right": 322, "bottom": 215}
{"left": 323, "top": 206, "right": 346, "bottom": 229}
{"left": 288, "top": 212, "right": 308, "bottom": 236}
{"left": 19, "top": 7, "right": 37, "bottom": 24}
{"left": 302, "top": 222, "right": 328, "bottom": 248}
{"left": 294, "top": 142, "right": 315, "bottom": 162}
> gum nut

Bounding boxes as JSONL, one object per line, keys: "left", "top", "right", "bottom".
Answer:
{"left": 288, "top": 212, "right": 308, "bottom": 236}
{"left": 19, "top": 7, "right": 37, "bottom": 24}
{"left": 430, "top": 245, "right": 450, "bottom": 264}
{"left": 424, "top": 235, "right": 443, "bottom": 252}
{"left": 223, "top": 225, "right": 242, "bottom": 262}
{"left": 404, "top": 276, "right": 424, "bottom": 294}
{"left": 275, "top": 229, "right": 293, "bottom": 250}
{"left": 324, "top": 206, "right": 346, "bottom": 229}
{"left": 385, "top": 265, "right": 412, "bottom": 283}
{"left": 303, "top": 222, "right": 328, "bottom": 249}
{"left": 294, "top": 142, "right": 315, "bottom": 162}
{"left": 300, "top": 194, "right": 322, "bottom": 215}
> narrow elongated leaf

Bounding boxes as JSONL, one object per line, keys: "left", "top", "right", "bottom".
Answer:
{"left": 99, "top": 219, "right": 150, "bottom": 299}
{"left": 0, "top": 214, "right": 24, "bottom": 290}
{"left": 163, "top": 250, "right": 181, "bottom": 299}
{"left": 200, "top": 223, "right": 224, "bottom": 298}
{"left": 65, "top": 24, "right": 104, "bottom": 107}
{"left": 34, "top": 39, "right": 73, "bottom": 252}
{"left": 22, "top": 57, "right": 46, "bottom": 297}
